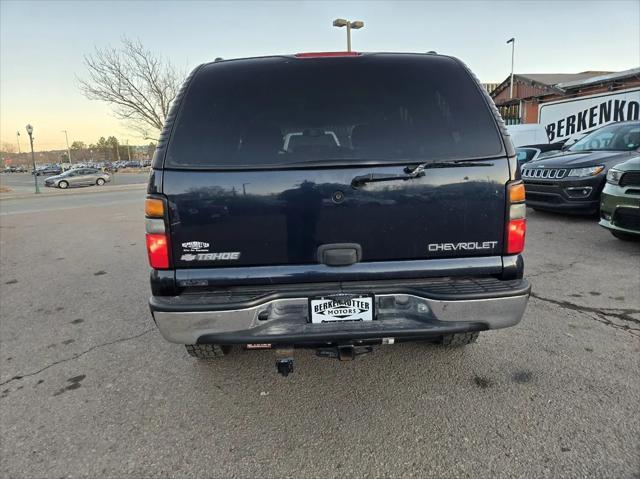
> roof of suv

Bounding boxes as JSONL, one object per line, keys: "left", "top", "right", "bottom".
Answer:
{"left": 201, "top": 51, "right": 444, "bottom": 66}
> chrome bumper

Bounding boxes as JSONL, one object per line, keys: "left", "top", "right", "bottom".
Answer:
{"left": 151, "top": 293, "right": 529, "bottom": 344}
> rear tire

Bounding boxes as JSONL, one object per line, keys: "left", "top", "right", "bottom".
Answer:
{"left": 185, "top": 344, "right": 230, "bottom": 359}
{"left": 440, "top": 332, "right": 479, "bottom": 347}
{"left": 96, "top": 178, "right": 105, "bottom": 186}
{"left": 58, "top": 181, "right": 69, "bottom": 189}
{"left": 611, "top": 230, "right": 640, "bottom": 242}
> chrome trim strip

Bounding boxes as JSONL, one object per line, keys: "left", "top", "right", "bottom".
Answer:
{"left": 152, "top": 294, "right": 530, "bottom": 344}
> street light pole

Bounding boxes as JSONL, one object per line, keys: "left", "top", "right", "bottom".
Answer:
{"left": 61, "top": 130, "right": 72, "bottom": 165}
{"left": 507, "top": 37, "right": 515, "bottom": 99}
{"left": 25, "top": 124, "right": 40, "bottom": 194}
{"left": 333, "top": 18, "right": 364, "bottom": 52}
{"left": 16, "top": 131, "right": 21, "bottom": 154}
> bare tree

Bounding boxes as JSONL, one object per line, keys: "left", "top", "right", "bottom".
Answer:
{"left": 79, "top": 38, "right": 183, "bottom": 138}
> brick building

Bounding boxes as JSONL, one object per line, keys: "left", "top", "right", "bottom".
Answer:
{"left": 489, "top": 67, "right": 640, "bottom": 125}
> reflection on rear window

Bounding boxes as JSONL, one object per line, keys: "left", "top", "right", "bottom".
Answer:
{"left": 166, "top": 54, "right": 503, "bottom": 168}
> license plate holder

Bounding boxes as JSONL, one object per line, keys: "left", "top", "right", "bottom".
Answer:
{"left": 309, "top": 295, "right": 374, "bottom": 324}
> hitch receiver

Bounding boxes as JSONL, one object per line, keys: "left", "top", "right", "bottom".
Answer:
{"left": 275, "top": 346, "right": 294, "bottom": 377}
{"left": 316, "top": 345, "right": 373, "bottom": 360}
{"left": 276, "top": 358, "right": 294, "bottom": 377}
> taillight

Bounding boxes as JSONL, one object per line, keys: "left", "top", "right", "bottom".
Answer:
{"left": 506, "top": 219, "right": 526, "bottom": 254}
{"left": 506, "top": 181, "right": 526, "bottom": 254}
{"left": 146, "top": 234, "right": 169, "bottom": 269}
{"left": 145, "top": 198, "right": 165, "bottom": 217}
{"left": 145, "top": 197, "right": 169, "bottom": 269}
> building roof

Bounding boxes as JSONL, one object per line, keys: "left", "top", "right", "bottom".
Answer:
{"left": 555, "top": 67, "right": 640, "bottom": 89}
{"left": 490, "top": 70, "right": 621, "bottom": 102}
{"left": 516, "top": 72, "right": 612, "bottom": 86}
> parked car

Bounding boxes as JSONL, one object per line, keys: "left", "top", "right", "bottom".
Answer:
{"left": 32, "top": 165, "right": 62, "bottom": 176}
{"left": 4, "top": 166, "right": 17, "bottom": 173}
{"left": 144, "top": 52, "right": 531, "bottom": 375}
{"left": 521, "top": 121, "right": 640, "bottom": 215}
{"left": 124, "top": 161, "right": 141, "bottom": 168}
{"left": 599, "top": 156, "right": 640, "bottom": 241}
{"left": 44, "top": 168, "right": 111, "bottom": 189}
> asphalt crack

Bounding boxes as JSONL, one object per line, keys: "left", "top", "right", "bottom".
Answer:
{"left": 0, "top": 328, "right": 154, "bottom": 387}
{"left": 526, "top": 260, "right": 580, "bottom": 279}
{"left": 531, "top": 293, "right": 640, "bottom": 336}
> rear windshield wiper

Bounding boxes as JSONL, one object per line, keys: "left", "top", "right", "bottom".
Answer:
{"left": 351, "top": 159, "right": 493, "bottom": 187}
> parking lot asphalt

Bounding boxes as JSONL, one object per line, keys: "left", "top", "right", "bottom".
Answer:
{"left": 0, "top": 190, "right": 638, "bottom": 478}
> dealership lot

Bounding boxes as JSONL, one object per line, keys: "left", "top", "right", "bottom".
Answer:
{"left": 0, "top": 190, "right": 638, "bottom": 478}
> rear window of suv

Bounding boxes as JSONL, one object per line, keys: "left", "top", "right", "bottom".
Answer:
{"left": 166, "top": 54, "right": 504, "bottom": 168}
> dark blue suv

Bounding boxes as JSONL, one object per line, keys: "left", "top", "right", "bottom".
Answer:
{"left": 145, "top": 52, "right": 530, "bottom": 375}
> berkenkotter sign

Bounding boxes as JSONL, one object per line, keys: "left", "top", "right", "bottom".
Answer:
{"left": 539, "top": 89, "right": 640, "bottom": 142}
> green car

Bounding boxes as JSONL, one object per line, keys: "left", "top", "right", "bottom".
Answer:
{"left": 599, "top": 157, "right": 640, "bottom": 241}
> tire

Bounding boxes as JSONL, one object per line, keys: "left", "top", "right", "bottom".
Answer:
{"left": 440, "top": 332, "right": 479, "bottom": 347}
{"left": 58, "top": 181, "right": 69, "bottom": 189}
{"left": 96, "top": 178, "right": 105, "bottom": 186}
{"left": 185, "top": 344, "right": 230, "bottom": 359}
{"left": 611, "top": 230, "right": 640, "bottom": 242}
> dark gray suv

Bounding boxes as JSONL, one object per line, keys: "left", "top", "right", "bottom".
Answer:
{"left": 145, "top": 52, "right": 531, "bottom": 376}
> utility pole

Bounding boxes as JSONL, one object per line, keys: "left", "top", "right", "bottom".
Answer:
{"left": 61, "top": 130, "right": 72, "bottom": 165}
{"left": 126, "top": 139, "right": 131, "bottom": 161}
{"left": 25, "top": 124, "right": 40, "bottom": 194}
{"left": 507, "top": 37, "right": 515, "bottom": 99}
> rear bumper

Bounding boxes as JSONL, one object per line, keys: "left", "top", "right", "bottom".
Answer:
{"left": 149, "top": 277, "right": 531, "bottom": 344}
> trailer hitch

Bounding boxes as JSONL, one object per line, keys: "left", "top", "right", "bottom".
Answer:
{"left": 316, "top": 345, "right": 373, "bottom": 361}
{"left": 275, "top": 347, "right": 294, "bottom": 377}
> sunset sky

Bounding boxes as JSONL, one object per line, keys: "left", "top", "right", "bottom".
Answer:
{"left": 1, "top": 0, "right": 638, "bottom": 151}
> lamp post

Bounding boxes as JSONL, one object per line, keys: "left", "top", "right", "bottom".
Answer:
{"left": 25, "top": 124, "right": 40, "bottom": 194}
{"left": 333, "top": 18, "right": 364, "bottom": 52}
{"left": 61, "top": 130, "right": 72, "bottom": 166}
{"left": 507, "top": 37, "right": 515, "bottom": 99}
{"left": 16, "top": 131, "right": 21, "bottom": 154}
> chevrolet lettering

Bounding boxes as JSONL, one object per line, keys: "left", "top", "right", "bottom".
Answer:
{"left": 428, "top": 241, "right": 498, "bottom": 252}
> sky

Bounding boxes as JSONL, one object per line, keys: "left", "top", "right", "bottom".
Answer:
{"left": 1, "top": 0, "right": 639, "bottom": 151}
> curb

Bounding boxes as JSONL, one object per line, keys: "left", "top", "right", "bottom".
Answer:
{"left": 0, "top": 183, "right": 147, "bottom": 201}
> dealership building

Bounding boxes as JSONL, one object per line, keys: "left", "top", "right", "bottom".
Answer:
{"left": 490, "top": 68, "right": 640, "bottom": 128}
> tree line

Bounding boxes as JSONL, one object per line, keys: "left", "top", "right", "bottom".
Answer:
{"left": 69, "top": 137, "right": 156, "bottom": 162}
{"left": 1, "top": 138, "right": 155, "bottom": 166}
